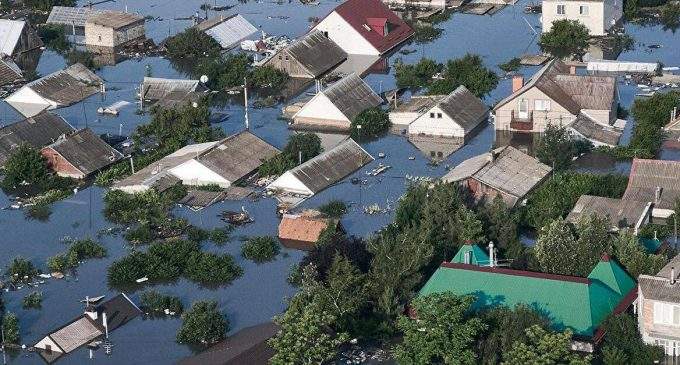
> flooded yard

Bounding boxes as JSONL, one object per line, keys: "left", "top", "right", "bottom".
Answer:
{"left": 0, "top": 0, "right": 679, "bottom": 363}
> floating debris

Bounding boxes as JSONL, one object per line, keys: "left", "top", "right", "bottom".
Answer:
{"left": 136, "top": 277, "right": 149, "bottom": 283}
{"left": 377, "top": 152, "right": 386, "bottom": 158}
{"left": 220, "top": 207, "right": 254, "bottom": 225}
{"left": 97, "top": 100, "right": 131, "bottom": 116}
{"left": 408, "top": 156, "right": 416, "bottom": 160}
{"left": 79, "top": 295, "right": 105, "bottom": 304}
{"left": 366, "top": 163, "right": 391, "bottom": 176}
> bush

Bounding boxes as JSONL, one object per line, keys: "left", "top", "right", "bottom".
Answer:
{"left": 22, "top": 291, "right": 42, "bottom": 309}
{"left": 351, "top": 107, "right": 390, "bottom": 140}
{"left": 427, "top": 54, "right": 499, "bottom": 97}
{"left": 394, "top": 58, "right": 441, "bottom": 89}
{"left": 24, "top": 0, "right": 76, "bottom": 11}
{"left": 539, "top": 19, "right": 590, "bottom": 60}
{"left": 499, "top": 58, "right": 521, "bottom": 73}
{"left": 259, "top": 133, "right": 322, "bottom": 176}
{"left": 251, "top": 65, "right": 289, "bottom": 89}
{"left": 6, "top": 257, "right": 40, "bottom": 284}
{"left": 185, "top": 252, "right": 243, "bottom": 284}
{"left": 1, "top": 144, "right": 66, "bottom": 192}
{"left": 599, "top": 313, "right": 665, "bottom": 364}
{"left": 187, "top": 226, "right": 210, "bottom": 243}
{"left": 47, "top": 238, "right": 107, "bottom": 273}
{"left": 39, "top": 24, "right": 69, "bottom": 52}
{"left": 536, "top": 124, "right": 592, "bottom": 171}
{"left": 165, "top": 28, "right": 221, "bottom": 59}
{"left": 176, "top": 301, "right": 228, "bottom": 345}
{"left": 242, "top": 236, "right": 281, "bottom": 263}
{"left": 108, "top": 251, "right": 149, "bottom": 287}
{"left": 412, "top": 24, "right": 443, "bottom": 44}
{"left": 195, "top": 53, "right": 251, "bottom": 90}
{"left": 140, "top": 290, "right": 184, "bottom": 316}
{"left": 1, "top": 312, "right": 20, "bottom": 345}
{"left": 318, "top": 200, "right": 348, "bottom": 218}
{"left": 209, "top": 226, "right": 232, "bottom": 245}
{"left": 123, "top": 224, "right": 155, "bottom": 245}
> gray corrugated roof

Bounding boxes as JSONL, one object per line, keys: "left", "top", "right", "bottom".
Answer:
{"left": 623, "top": 159, "right": 680, "bottom": 210}
{"left": 195, "top": 14, "right": 258, "bottom": 49}
{"left": 47, "top": 6, "right": 103, "bottom": 27}
{"left": 639, "top": 274, "right": 680, "bottom": 303}
{"left": 0, "top": 19, "right": 25, "bottom": 56}
{"left": 22, "top": 63, "right": 103, "bottom": 106}
{"left": 49, "top": 316, "right": 103, "bottom": 353}
{"left": 284, "top": 31, "right": 347, "bottom": 77}
{"left": 142, "top": 77, "right": 205, "bottom": 101}
{"left": 0, "top": 112, "right": 74, "bottom": 166}
{"left": 285, "top": 139, "right": 373, "bottom": 194}
{"left": 570, "top": 112, "right": 622, "bottom": 146}
{"left": 566, "top": 195, "right": 650, "bottom": 230}
{"left": 392, "top": 95, "right": 443, "bottom": 113}
{"left": 196, "top": 131, "right": 280, "bottom": 183}
{"left": 323, "top": 73, "right": 382, "bottom": 121}
{"left": 47, "top": 128, "right": 123, "bottom": 176}
{"left": 0, "top": 57, "right": 22, "bottom": 86}
{"left": 437, "top": 85, "right": 489, "bottom": 131}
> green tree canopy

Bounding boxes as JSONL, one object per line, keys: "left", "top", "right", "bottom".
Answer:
{"left": 502, "top": 325, "right": 591, "bottom": 364}
{"left": 176, "top": 301, "right": 228, "bottom": 345}
{"left": 1, "top": 144, "right": 53, "bottom": 191}
{"left": 539, "top": 20, "right": 590, "bottom": 60}
{"left": 599, "top": 313, "right": 665, "bottom": 364}
{"left": 536, "top": 124, "right": 592, "bottom": 171}
{"left": 428, "top": 54, "right": 499, "bottom": 97}
{"left": 351, "top": 107, "right": 391, "bottom": 140}
{"left": 611, "top": 231, "right": 668, "bottom": 278}
{"left": 165, "top": 28, "right": 222, "bottom": 59}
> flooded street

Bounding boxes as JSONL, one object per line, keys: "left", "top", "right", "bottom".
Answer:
{"left": 1, "top": 0, "right": 679, "bottom": 363}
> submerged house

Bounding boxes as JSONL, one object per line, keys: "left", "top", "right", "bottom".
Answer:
{"left": 141, "top": 77, "right": 208, "bottom": 108}
{"left": 638, "top": 254, "right": 680, "bottom": 357}
{"left": 292, "top": 73, "right": 382, "bottom": 132}
{"left": 34, "top": 294, "right": 142, "bottom": 363}
{"left": 0, "top": 19, "right": 43, "bottom": 58}
{"left": 442, "top": 145, "right": 552, "bottom": 207}
{"left": 311, "top": 0, "right": 414, "bottom": 55}
{"left": 195, "top": 14, "right": 258, "bottom": 50}
{"left": 262, "top": 31, "right": 347, "bottom": 79}
{"left": 84, "top": 11, "right": 146, "bottom": 50}
{"left": 267, "top": 139, "right": 373, "bottom": 202}
{"left": 278, "top": 210, "right": 342, "bottom": 250}
{"left": 113, "top": 131, "right": 278, "bottom": 193}
{"left": 0, "top": 57, "right": 23, "bottom": 86}
{"left": 541, "top": 0, "right": 623, "bottom": 36}
{"left": 0, "top": 112, "right": 74, "bottom": 167}
{"left": 47, "top": 6, "right": 103, "bottom": 33}
{"left": 493, "top": 60, "right": 621, "bottom": 146}
{"left": 41, "top": 128, "right": 124, "bottom": 179}
{"left": 419, "top": 245, "right": 637, "bottom": 351}
{"left": 5, "top": 63, "right": 104, "bottom": 117}
{"left": 623, "top": 159, "right": 680, "bottom": 223}
{"left": 566, "top": 195, "right": 652, "bottom": 235}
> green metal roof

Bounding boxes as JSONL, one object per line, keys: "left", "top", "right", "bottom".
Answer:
{"left": 418, "top": 257, "right": 635, "bottom": 337}
{"left": 451, "top": 244, "right": 490, "bottom": 265}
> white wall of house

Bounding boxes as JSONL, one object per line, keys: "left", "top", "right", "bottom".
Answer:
{"left": 312, "top": 12, "right": 380, "bottom": 55}
{"left": 34, "top": 336, "right": 63, "bottom": 354}
{"left": 168, "top": 159, "right": 232, "bottom": 187}
{"left": 494, "top": 86, "right": 575, "bottom": 132}
{"left": 638, "top": 291, "right": 680, "bottom": 356}
{"left": 294, "top": 92, "right": 349, "bottom": 123}
{"left": 408, "top": 106, "right": 467, "bottom": 137}
{"left": 542, "top": 0, "right": 620, "bottom": 36}
{"left": 389, "top": 111, "right": 421, "bottom": 129}
{"left": 6, "top": 86, "right": 56, "bottom": 116}
{"left": 267, "top": 172, "right": 314, "bottom": 196}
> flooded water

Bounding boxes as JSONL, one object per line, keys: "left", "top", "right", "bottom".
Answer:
{"left": 1, "top": 0, "right": 679, "bottom": 363}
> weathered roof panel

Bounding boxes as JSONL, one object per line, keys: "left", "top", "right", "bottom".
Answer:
{"left": 623, "top": 159, "right": 680, "bottom": 210}
{"left": 49, "top": 317, "right": 103, "bottom": 353}
{"left": 0, "top": 112, "right": 74, "bottom": 166}
{"left": 566, "top": 195, "right": 650, "bottom": 231}
{"left": 47, "top": 6, "right": 103, "bottom": 27}
{"left": 285, "top": 31, "right": 347, "bottom": 77}
{"left": 141, "top": 77, "right": 204, "bottom": 101}
{"left": 196, "top": 14, "right": 258, "bottom": 49}
{"left": 86, "top": 11, "right": 144, "bottom": 29}
{"left": 437, "top": 85, "right": 489, "bottom": 131}
{"left": 570, "top": 112, "right": 622, "bottom": 146}
{"left": 46, "top": 128, "right": 124, "bottom": 176}
{"left": 0, "top": 57, "right": 22, "bottom": 86}
{"left": 0, "top": 19, "right": 25, "bottom": 56}
{"left": 323, "top": 73, "right": 382, "bottom": 121}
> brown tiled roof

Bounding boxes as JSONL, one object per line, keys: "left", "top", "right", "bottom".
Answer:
{"left": 46, "top": 128, "right": 123, "bottom": 176}
{"left": 278, "top": 212, "right": 336, "bottom": 244}
{"left": 0, "top": 112, "right": 74, "bottom": 166}
{"left": 623, "top": 159, "right": 680, "bottom": 210}
{"left": 86, "top": 11, "right": 144, "bottom": 29}
{"left": 566, "top": 195, "right": 650, "bottom": 231}
{"left": 283, "top": 31, "right": 347, "bottom": 77}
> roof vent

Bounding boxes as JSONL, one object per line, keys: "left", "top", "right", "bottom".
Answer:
{"left": 655, "top": 186, "right": 662, "bottom": 204}
{"left": 671, "top": 267, "right": 676, "bottom": 285}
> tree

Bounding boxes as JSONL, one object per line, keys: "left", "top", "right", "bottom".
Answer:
{"left": 393, "top": 293, "right": 486, "bottom": 365}
{"left": 176, "top": 301, "right": 228, "bottom": 345}
{"left": 625, "top": 91, "right": 680, "bottom": 158}
{"left": 317, "top": 200, "right": 347, "bottom": 218}
{"left": 536, "top": 124, "right": 592, "bottom": 171}
{"left": 427, "top": 54, "right": 499, "bottom": 97}
{"left": 539, "top": 20, "right": 590, "bottom": 60}
{"left": 599, "top": 313, "right": 664, "bottom": 365}
{"left": 259, "top": 133, "right": 322, "bottom": 176}
{"left": 1, "top": 312, "right": 20, "bottom": 345}
{"left": 394, "top": 58, "right": 442, "bottom": 89}
{"left": 480, "top": 196, "right": 521, "bottom": 258}
{"left": 1, "top": 144, "right": 52, "bottom": 190}
{"left": 6, "top": 257, "right": 40, "bottom": 284}
{"left": 572, "top": 214, "right": 613, "bottom": 275}
{"left": 241, "top": 236, "right": 280, "bottom": 263}
{"left": 503, "top": 325, "right": 591, "bottom": 364}
{"left": 269, "top": 265, "right": 349, "bottom": 364}
{"left": 315, "top": 255, "right": 370, "bottom": 332}
{"left": 456, "top": 208, "right": 485, "bottom": 243}
{"left": 478, "top": 304, "right": 550, "bottom": 365}
{"left": 533, "top": 219, "right": 581, "bottom": 276}
{"left": 165, "top": 28, "right": 221, "bottom": 59}
{"left": 250, "top": 65, "right": 288, "bottom": 89}
{"left": 612, "top": 231, "right": 668, "bottom": 278}
{"left": 351, "top": 107, "right": 391, "bottom": 140}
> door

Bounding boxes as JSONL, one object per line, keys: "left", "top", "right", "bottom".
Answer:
{"left": 518, "top": 99, "right": 529, "bottom": 119}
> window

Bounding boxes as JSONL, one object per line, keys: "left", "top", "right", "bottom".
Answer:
{"left": 580, "top": 5, "right": 589, "bottom": 15}
{"left": 437, "top": 113, "right": 443, "bottom": 119}
{"left": 430, "top": 112, "right": 435, "bottom": 118}
{"left": 557, "top": 4, "right": 565, "bottom": 14}
{"left": 430, "top": 151, "right": 436, "bottom": 157}
{"left": 653, "top": 302, "right": 680, "bottom": 326}
{"left": 535, "top": 99, "right": 551, "bottom": 111}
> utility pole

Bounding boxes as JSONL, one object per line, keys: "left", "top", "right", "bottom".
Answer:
{"left": 1, "top": 325, "right": 6, "bottom": 365}
{"left": 244, "top": 77, "right": 249, "bottom": 130}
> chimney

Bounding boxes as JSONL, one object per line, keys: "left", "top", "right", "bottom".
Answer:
{"left": 655, "top": 186, "right": 662, "bottom": 204}
{"left": 84, "top": 296, "right": 98, "bottom": 320}
{"left": 671, "top": 267, "right": 676, "bottom": 285}
{"left": 569, "top": 65, "right": 576, "bottom": 75}
{"left": 488, "top": 242, "right": 495, "bottom": 268}
{"left": 512, "top": 75, "right": 524, "bottom": 93}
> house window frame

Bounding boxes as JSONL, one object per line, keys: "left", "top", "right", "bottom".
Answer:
{"left": 430, "top": 112, "right": 435, "bottom": 118}
{"left": 556, "top": 4, "right": 566, "bottom": 15}
{"left": 653, "top": 301, "right": 680, "bottom": 326}
{"left": 579, "top": 5, "right": 589, "bottom": 15}
{"left": 437, "top": 112, "right": 443, "bottom": 119}
{"left": 535, "top": 99, "right": 551, "bottom": 111}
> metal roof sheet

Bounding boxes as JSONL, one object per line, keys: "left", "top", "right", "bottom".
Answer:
{"left": 0, "top": 19, "right": 25, "bottom": 56}
{"left": 196, "top": 14, "right": 258, "bottom": 49}
{"left": 49, "top": 317, "right": 103, "bottom": 353}
{"left": 47, "top": 6, "right": 103, "bottom": 27}
{"left": 322, "top": 73, "right": 382, "bottom": 121}
{"left": 566, "top": 195, "right": 650, "bottom": 231}
{"left": 0, "top": 57, "right": 22, "bottom": 86}
{"left": 141, "top": 77, "right": 204, "bottom": 100}
{"left": 283, "top": 31, "right": 347, "bottom": 77}
{"left": 437, "top": 85, "right": 489, "bottom": 131}
{"left": 623, "top": 159, "right": 680, "bottom": 210}
{"left": 0, "top": 112, "right": 74, "bottom": 166}
{"left": 46, "top": 128, "right": 124, "bottom": 176}
{"left": 15, "top": 63, "right": 103, "bottom": 109}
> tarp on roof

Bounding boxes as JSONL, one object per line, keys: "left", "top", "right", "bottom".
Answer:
{"left": 0, "top": 19, "right": 25, "bottom": 56}
{"left": 196, "top": 14, "right": 258, "bottom": 49}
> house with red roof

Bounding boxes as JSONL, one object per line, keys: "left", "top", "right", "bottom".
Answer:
{"left": 311, "top": 0, "right": 414, "bottom": 55}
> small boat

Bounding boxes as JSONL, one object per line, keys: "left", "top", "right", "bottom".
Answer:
{"left": 408, "top": 156, "right": 416, "bottom": 160}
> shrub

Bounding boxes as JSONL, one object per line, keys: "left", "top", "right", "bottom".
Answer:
{"left": 251, "top": 65, "right": 289, "bottom": 89}
{"left": 140, "top": 290, "right": 184, "bottom": 316}
{"left": 1, "top": 312, "right": 20, "bottom": 344}
{"left": 66, "top": 49, "right": 98, "bottom": 70}
{"left": 427, "top": 54, "right": 499, "bottom": 97}
{"left": 107, "top": 251, "right": 149, "bottom": 287}
{"left": 185, "top": 252, "right": 243, "bottom": 285}
{"left": 394, "top": 58, "right": 441, "bottom": 89}
{"left": 351, "top": 107, "right": 391, "bottom": 140}
{"left": 165, "top": 28, "right": 221, "bottom": 59}
{"left": 412, "top": 24, "right": 443, "bottom": 44}
{"left": 176, "top": 301, "right": 228, "bottom": 345}
{"left": 123, "top": 224, "right": 155, "bottom": 245}
{"left": 187, "top": 226, "right": 210, "bottom": 243}
{"left": 6, "top": 257, "right": 40, "bottom": 284}
{"left": 539, "top": 19, "right": 590, "bottom": 60}
{"left": 209, "top": 226, "right": 233, "bottom": 245}
{"left": 499, "top": 58, "right": 521, "bottom": 73}
{"left": 22, "top": 291, "right": 42, "bottom": 310}
{"left": 1, "top": 144, "right": 55, "bottom": 191}
{"left": 318, "top": 200, "right": 348, "bottom": 218}
{"left": 47, "top": 238, "right": 107, "bottom": 273}
{"left": 242, "top": 236, "right": 281, "bottom": 263}
{"left": 39, "top": 24, "right": 69, "bottom": 52}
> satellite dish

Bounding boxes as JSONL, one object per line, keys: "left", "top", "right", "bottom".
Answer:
{"left": 200, "top": 75, "right": 209, "bottom": 84}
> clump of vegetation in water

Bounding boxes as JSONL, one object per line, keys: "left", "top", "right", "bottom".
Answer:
{"left": 1, "top": 144, "right": 73, "bottom": 193}
{"left": 22, "top": 292, "right": 42, "bottom": 310}
{"left": 1, "top": 312, "right": 20, "bottom": 344}
{"left": 165, "top": 28, "right": 222, "bottom": 59}
{"left": 66, "top": 49, "right": 99, "bottom": 70}
{"left": 195, "top": 53, "right": 289, "bottom": 91}
{"left": 498, "top": 58, "right": 521, "bottom": 73}
{"left": 209, "top": 226, "right": 233, "bottom": 245}
{"left": 38, "top": 24, "right": 70, "bottom": 52}
{"left": 318, "top": 200, "right": 348, "bottom": 218}
{"left": 140, "top": 290, "right": 184, "bottom": 317}
{"left": 176, "top": 300, "right": 228, "bottom": 345}
{"left": 5, "top": 257, "right": 40, "bottom": 284}
{"left": 412, "top": 24, "right": 443, "bottom": 44}
{"left": 46, "top": 238, "right": 107, "bottom": 273}
{"left": 259, "top": 133, "right": 322, "bottom": 176}
{"left": 351, "top": 107, "right": 391, "bottom": 140}
{"left": 241, "top": 236, "right": 281, "bottom": 263}
{"left": 395, "top": 58, "right": 441, "bottom": 89}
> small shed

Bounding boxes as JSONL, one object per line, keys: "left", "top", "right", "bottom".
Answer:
{"left": 408, "top": 85, "right": 489, "bottom": 141}
{"left": 41, "top": 128, "right": 124, "bottom": 179}
{"left": 0, "top": 19, "right": 43, "bottom": 57}
{"left": 195, "top": 14, "right": 258, "bottom": 50}
{"left": 5, "top": 63, "right": 104, "bottom": 117}
{"left": 0, "top": 112, "right": 74, "bottom": 167}
{"left": 263, "top": 31, "right": 347, "bottom": 79}
{"left": 442, "top": 145, "right": 552, "bottom": 207}
{"left": 278, "top": 211, "right": 342, "bottom": 250}
{"left": 566, "top": 195, "right": 652, "bottom": 235}
{"left": 569, "top": 112, "right": 622, "bottom": 147}
{"left": 292, "top": 73, "right": 382, "bottom": 131}
{"left": 267, "top": 139, "right": 373, "bottom": 198}
{"left": 84, "top": 11, "right": 145, "bottom": 50}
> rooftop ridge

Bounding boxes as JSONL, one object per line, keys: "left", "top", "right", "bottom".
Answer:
{"left": 440, "top": 262, "right": 592, "bottom": 284}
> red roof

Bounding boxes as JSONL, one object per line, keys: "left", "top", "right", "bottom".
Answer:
{"left": 333, "top": 0, "right": 414, "bottom": 54}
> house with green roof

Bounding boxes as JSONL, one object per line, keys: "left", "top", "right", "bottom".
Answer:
{"left": 450, "top": 243, "right": 490, "bottom": 266}
{"left": 419, "top": 248, "right": 637, "bottom": 351}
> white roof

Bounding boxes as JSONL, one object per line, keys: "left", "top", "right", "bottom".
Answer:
{"left": 0, "top": 20, "right": 25, "bottom": 56}
{"left": 47, "top": 6, "right": 103, "bottom": 27}
{"left": 200, "top": 14, "right": 258, "bottom": 49}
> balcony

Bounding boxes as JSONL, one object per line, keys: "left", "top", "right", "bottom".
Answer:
{"left": 510, "top": 110, "right": 534, "bottom": 132}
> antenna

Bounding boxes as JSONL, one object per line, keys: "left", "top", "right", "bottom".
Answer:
{"left": 244, "top": 77, "right": 249, "bottom": 130}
